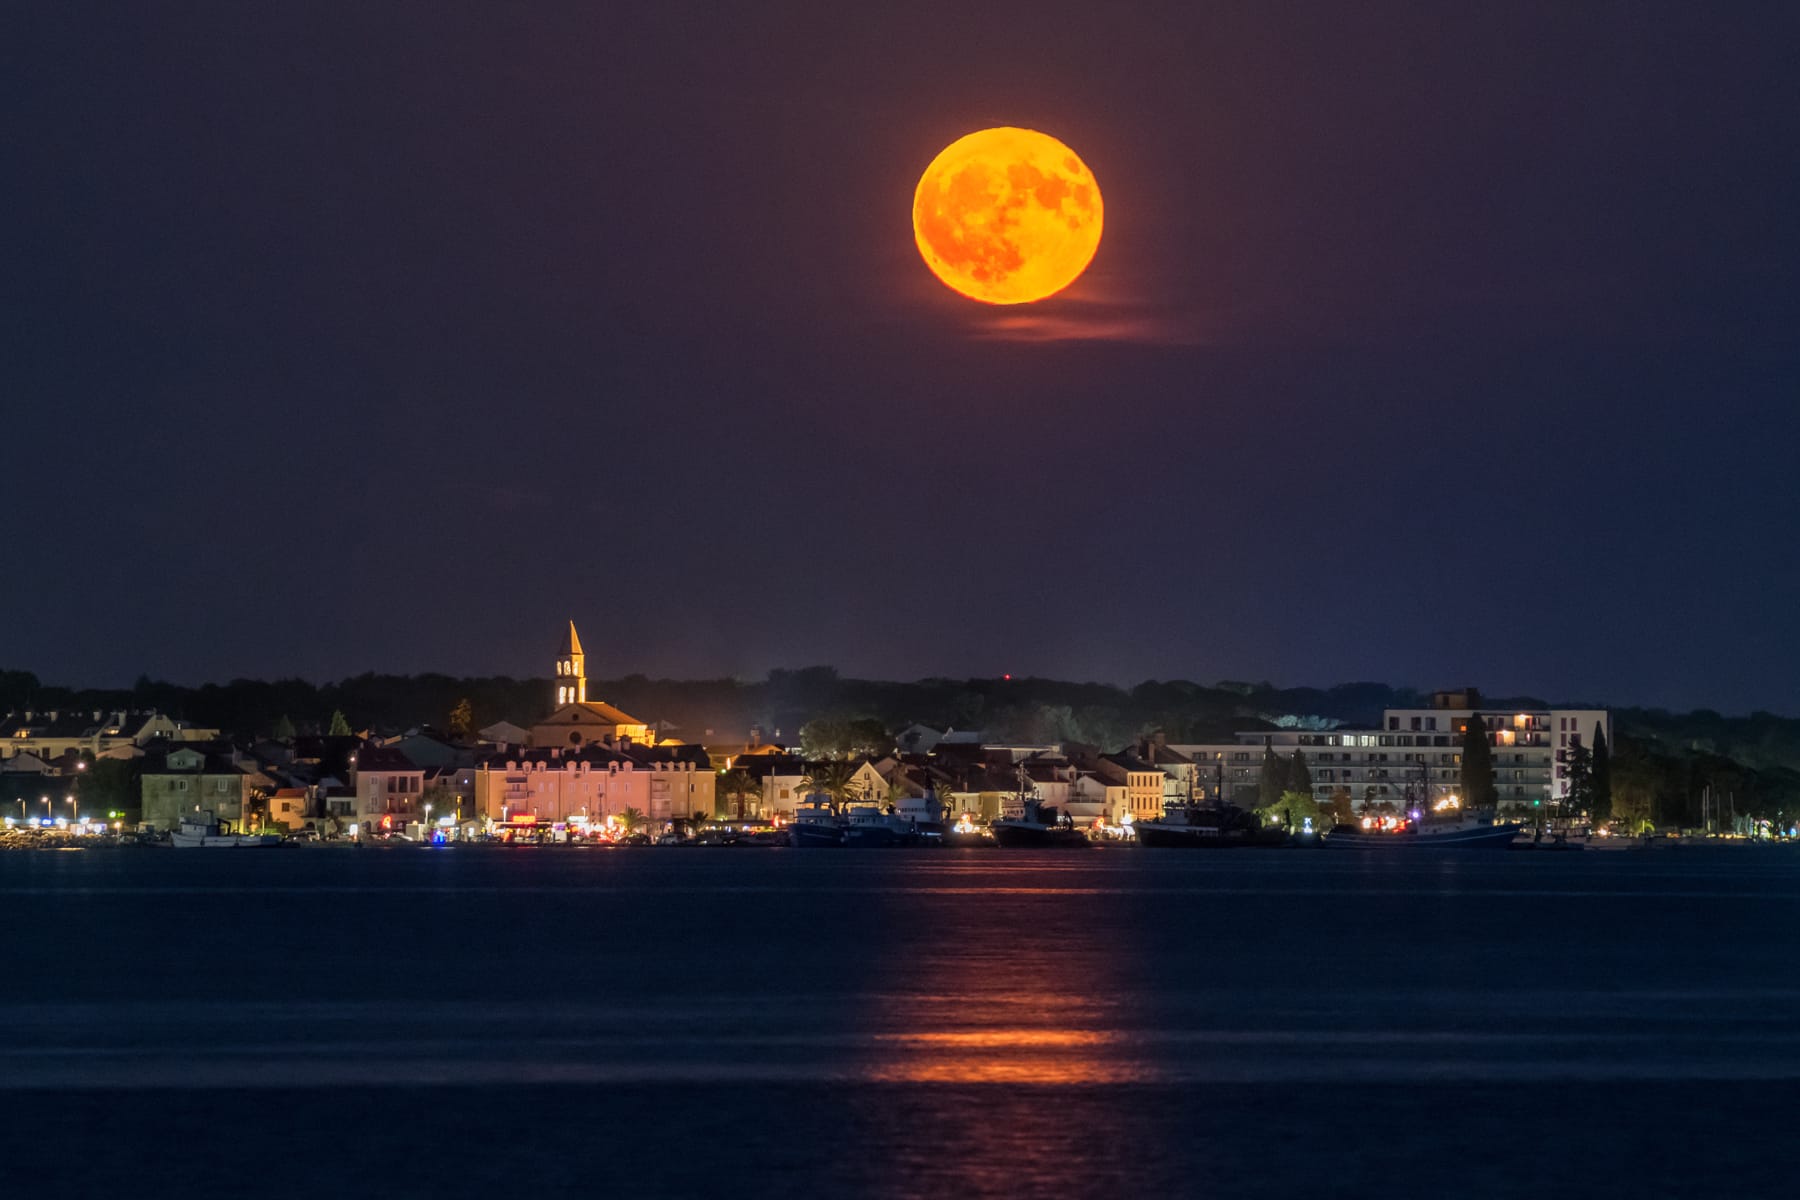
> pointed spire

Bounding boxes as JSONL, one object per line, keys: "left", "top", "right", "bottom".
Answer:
{"left": 554, "top": 621, "right": 589, "bottom": 709}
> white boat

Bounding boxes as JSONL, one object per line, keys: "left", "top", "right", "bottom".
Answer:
{"left": 170, "top": 811, "right": 280, "bottom": 849}
{"left": 842, "top": 805, "right": 921, "bottom": 847}
{"left": 789, "top": 802, "right": 845, "bottom": 847}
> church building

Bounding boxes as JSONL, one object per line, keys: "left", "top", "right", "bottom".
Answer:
{"left": 474, "top": 622, "right": 717, "bottom": 825}
{"left": 530, "top": 621, "right": 652, "bottom": 750}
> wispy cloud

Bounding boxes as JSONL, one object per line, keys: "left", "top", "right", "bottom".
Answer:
{"left": 960, "top": 293, "right": 1217, "bottom": 347}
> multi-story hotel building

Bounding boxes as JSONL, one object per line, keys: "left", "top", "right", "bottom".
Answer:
{"left": 473, "top": 750, "right": 714, "bottom": 824}
{"left": 1172, "top": 690, "right": 1610, "bottom": 813}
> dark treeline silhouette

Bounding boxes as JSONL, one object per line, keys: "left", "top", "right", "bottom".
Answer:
{"left": 0, "top": 667, "right": 1479, "bottom": 743}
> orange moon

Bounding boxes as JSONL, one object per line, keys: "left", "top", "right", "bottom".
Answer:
{"left": 912, "top": 127, "right": 1103, "bottom": 305}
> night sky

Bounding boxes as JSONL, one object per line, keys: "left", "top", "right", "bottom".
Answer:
{"left": 7, "top": 3, "right": 1798, "bottom": 712}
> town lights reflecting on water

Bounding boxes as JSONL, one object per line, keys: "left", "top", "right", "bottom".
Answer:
{"left": 848, "top": 876, "right": 1147, "bottom": 1087}
{"left": 863, "top": 1029, "right": 1140, "bottom": 1085}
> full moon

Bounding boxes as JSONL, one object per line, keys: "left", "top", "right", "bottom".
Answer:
{"left": 912, "top": 127, "right": 1104, "bottom": 305}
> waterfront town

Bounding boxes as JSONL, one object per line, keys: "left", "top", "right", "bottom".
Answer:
{"left": 9, "top": 621, "right": 1776, "bottom": 849}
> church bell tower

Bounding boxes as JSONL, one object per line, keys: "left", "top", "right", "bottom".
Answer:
{"left": 555, "top": 620, "right": 588, "bottom": 708}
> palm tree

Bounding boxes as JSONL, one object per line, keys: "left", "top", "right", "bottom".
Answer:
{"left": 719, "top": 769, "right": 759, "bottom": 820}
{"left": 796, "top": 762, "right": 857, "bottom": 812}
{"left": 619, "top": 806, "right": 645, "bottom": 833}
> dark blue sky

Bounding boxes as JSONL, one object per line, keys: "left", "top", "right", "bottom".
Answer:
{"left": 5, "top": 3, "right": 1797, "bottom": 712}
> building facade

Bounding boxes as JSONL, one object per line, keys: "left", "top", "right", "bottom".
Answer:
{"left": 1172, "top": 694, "right": 1612, "bottom": 813}
{"left": 474, "top": 749, "right": 715, "bottom": 825}
{"left": 349, "top": 744, "right": 426, "bottom": 831}
{"left": 3, "top": 710, "right": 218, "bottom": 760}
{"left": 140, "top": 746, "right": 246, "bottom": 832}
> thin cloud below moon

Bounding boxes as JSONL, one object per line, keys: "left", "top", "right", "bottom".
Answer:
{"left": 962, "top": 296, "right": 1216, "bottom": 346}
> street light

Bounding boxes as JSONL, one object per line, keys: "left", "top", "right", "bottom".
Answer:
{"left": 423, "top": 803, "right": 432, "bottom": 841}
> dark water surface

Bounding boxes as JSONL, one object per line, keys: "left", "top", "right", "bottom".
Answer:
{"left": 3, "top": 846, "right": 1798, "bottom": 1197}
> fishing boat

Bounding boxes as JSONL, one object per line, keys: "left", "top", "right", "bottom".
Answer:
{"left": 788, "top": 802, "right": 846, "bottom": 847}
{"left": 1325, "top": 812, "right": 1524, "bottom": 850}
{"left": 893, "top": 789, "right": 947, "bottom": 843}
{"left": 941, "top": 811, "right": 990, "bottom": 848}
{"left": 990, "top": 798, "right": 1090, "bottom": 849}
{"left": 1133, "top": 802, "right": 1261, "bottom": 848}
{"left": 841, "top": 805, "right": 921, "bottom": 847}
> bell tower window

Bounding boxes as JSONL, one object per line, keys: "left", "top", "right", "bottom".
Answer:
{"left": 554, "top": 621, "right": 589, "bottom": 713}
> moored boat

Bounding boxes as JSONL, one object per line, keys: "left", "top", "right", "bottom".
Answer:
{"left": 941, "top": 812, "right": 990, "bottom": 848}
{"left": 990, "top": 799, "right": 1090, "bottom": 849}
{"left": 788, "top": 803, "right": 846, "bottom": 847}
{"left": 1325, "top": 814, "right": 1525, "bottom": 850}
{"left": 841, "top": 805, "right": 921, "bottom": 847}
{"left": 170, "top": 811, "right": 279, "bottom": 849}
{"left": 1133, "top": 803, "right": 1260, "bottom": 848}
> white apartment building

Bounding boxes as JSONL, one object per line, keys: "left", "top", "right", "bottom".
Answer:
{"left": 1172, "top": 693, "right": 1611, "bottom": 813}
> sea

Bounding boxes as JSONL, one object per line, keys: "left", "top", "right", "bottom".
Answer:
{"left": 2, "top": 844, "right": 1798, "bottom": 1198}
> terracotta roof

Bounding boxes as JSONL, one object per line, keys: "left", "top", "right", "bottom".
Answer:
{"left": 540, "top": 701, "right": 646, "bottom": 727}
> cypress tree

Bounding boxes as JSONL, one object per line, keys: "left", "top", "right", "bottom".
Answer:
{"left": 1460, "top": 713, "right": 1497, "bottom": 812}
{"left": 1563, "top": 741, "right": 1594, "bottom": 819}
{"left": 1591, "top": 724, "right": 1613, "bottom": 824}
{"left": 1287, "top": 747, "right": 1313, "bottom": 797}
{"left": 1259, "top": 740, "right": 1289, "bottom": 810}
{"left": 327, "top": 710, "right": 352, "bottom": 737}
